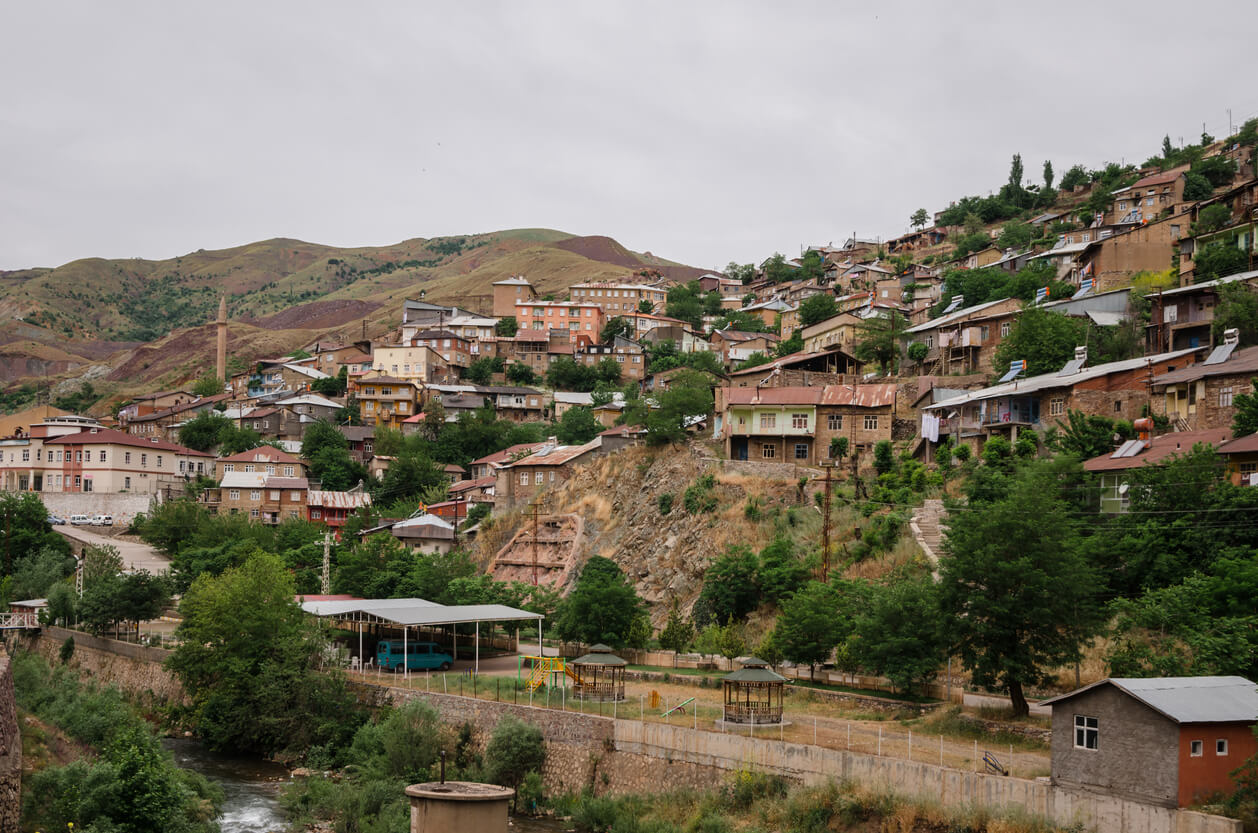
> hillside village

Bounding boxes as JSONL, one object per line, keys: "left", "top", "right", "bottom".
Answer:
{"left": 6, "top": 124, "right": 1258, "bottom": 833}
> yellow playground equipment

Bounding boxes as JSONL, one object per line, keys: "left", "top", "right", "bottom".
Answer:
{"left": 518, "top": 655, "right": 583, "bottom": 691}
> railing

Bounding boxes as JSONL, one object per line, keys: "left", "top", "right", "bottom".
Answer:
{"left": 0, "top": 611, "right": 39, "bottom": 629}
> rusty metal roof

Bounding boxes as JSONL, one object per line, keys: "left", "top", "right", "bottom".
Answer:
{"left": 1082, "top": 429, "right": 1231, "bottom": 472}
{"left": 725, "top": 387, "right": 824, "bottom": 406}
{"left": 819, "top": 384, "right": 897, "bottom": 408}
{"left": 307, "top": 490, "right": 372, "bottom": 509}
{"left": 1219, "top": 433, "right": 1258, "bottom": 455}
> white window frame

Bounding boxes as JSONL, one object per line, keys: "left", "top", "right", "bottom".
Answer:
{"left": 1191, "top": 740, "right": 1204, "bottom": 757}
{"left": 1217, "top": 739, "right": 1229, "bottom": 756}
{"left": 1074, "top": 715, "right": 1098, "bottom": 750}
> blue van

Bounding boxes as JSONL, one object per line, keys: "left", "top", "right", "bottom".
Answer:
{"left": 376, "top": 640, "right": 454, "bottom": 672}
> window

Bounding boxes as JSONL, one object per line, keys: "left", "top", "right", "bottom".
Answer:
{"left": 124, "top": 477, "right": 131, "bottom": 490}
{"left": 794, "top": 443, "right": 809, "bottom": 459}
{"left": 250, "top": 490, "right": 261, "bottom": 500}
{"left": 1000, "top": 321, "right": 1011, "bottom": 337}
{"left": 1114, "top": 399, "right": 1122, "bottom": 413}
{"left": 83, "top": 479, "right": 93, "bottom": 492}
{"left": 221, "top": 462, "right": 231, "bottom": 471}
{"left": 141, "top": 454, "right": 147, "bottom": 466}
{"left": 291, "top": 491, "right": 302, "bottom": 500}
{"left": 98, "top": 450, "right": 106, "bottom": 462}
{"left": 284, "top": 465, "right": 295, "bottom": 477}
{"left": 75, "top": 450, "right": 82, "bottom": 462}
{"left": 1220, "top": 387, "right": 1234, "bottom": 407}
{"left": 535, "top": 471, "right": 544, "bottom": 485}
{"left": 250, "top": 508, "right": 260, "bottom": 519}
{"left": 980, "top": 325, "right": 990, "bottom": 342}
{"left": 1191, "top": 740, "right": 1204, "bottom": 757}
{"left": 761, "top": 443, "right": 776, "bottom": 459}
{"left": 20, "top": 449, "right": 28, "bottom": 462}
{"left": 229, "top": 490, "right": 240, "bottom": 500}
{"left": 791, "top": 413, "right": 808, "bottom": 429}
{"left": 1050, "top": 398, "right": 1065, "bottom": 416}
{"left": 74, "top": 476, "right": 81, "bottom": 488}
{"left": 244, "top": 464, "right": 255, "bottom": 473}
{"left": 1074, "top": 715, "right": 1098, "bottom": 750}
{"left": 270, "top": 490, "right": 280, "bottom": 501}
{"left": 157, "top": 455, "right": 162, "bottom": 468}
{"left": 828, "top": 414, "right": 843, "bottom": 430}
{"left": 1217, "top": 739, "right": 1229, "bottom": 756}
{"left": 519, "top": 472, "right": 528, "bottom": 485}
{"left": 759, "top": 413, "right": 777, "bottom": 430}
{"left": 549, "top": 471, "right": 555, "bottom": 482}
{"left": 925, "top": 335, "right": 933, "bottom": 349}
{"left": 310, "top": 509, "right": 322, "bottom": 519}
{"left": 863, "top": 415, "right": 878, "bottom": 430}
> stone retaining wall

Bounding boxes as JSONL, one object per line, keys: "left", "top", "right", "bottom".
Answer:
{"left": 29, "top": 627, "right": 184, "bottom": 703}
{"left": 0, "top": 654, "right": 19, "bottom": 833}
{"left": 43, "top": 492, "right": 157, "bottom": 525}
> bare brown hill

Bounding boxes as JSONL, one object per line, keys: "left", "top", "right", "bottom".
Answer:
{"left": 245, "top": 299, "right": 383, "bottom": 331}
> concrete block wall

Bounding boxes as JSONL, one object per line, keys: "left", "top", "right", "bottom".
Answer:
{"left": 366, "top": 683, "right": 1240, "bottom": 833}
{"left": 0, "top": 654, "right": 18, "bottom": 833}
{"left": 42, "top": 492, "right": 157, "bottom": 525}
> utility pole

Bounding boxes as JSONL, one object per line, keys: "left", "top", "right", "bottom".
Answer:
{"left": 818, "top": 459, "right": 837, "bottom": 581}
{"left": 321, "top": 531, "right": 331, "bottom": 594}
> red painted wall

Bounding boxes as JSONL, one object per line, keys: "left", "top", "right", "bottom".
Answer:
{"left": 1177, "top": 723, "right": 1258, "bottom": 806}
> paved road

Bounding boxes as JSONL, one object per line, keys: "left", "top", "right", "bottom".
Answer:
{"left": 55, "top": 526, "right": 171, "bottom": 574}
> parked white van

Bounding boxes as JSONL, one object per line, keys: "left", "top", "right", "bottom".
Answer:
{"left": 91, "top": 515, "right": 113, "bottom": 527}
{"left": 70, "top": 514, "right": 91, "bottom": 525}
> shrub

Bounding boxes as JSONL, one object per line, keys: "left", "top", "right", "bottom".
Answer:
{"left": 658, "top": 493, "right": 674, "bottom": 516}
{"left": 59, "top": 636, "right": 75, "bottom": 664}
{"left": 484, "top": 716, "right": 546, "bottom": 798}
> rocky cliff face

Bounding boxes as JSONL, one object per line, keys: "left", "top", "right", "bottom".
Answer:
{"left": 481, "top": 443, "right": 817, "bottom": 625}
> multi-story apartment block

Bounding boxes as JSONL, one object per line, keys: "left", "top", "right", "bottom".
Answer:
{"left": 355, "top": 374, "right": 423, "bottom": 429}
{"left": 514, "top": 301, "right": 604, "bottom": 346}
{"left": 568, "top": 282, "right": 668, "bottom": 315}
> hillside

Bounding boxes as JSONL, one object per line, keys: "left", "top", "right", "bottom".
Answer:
{"left": 0, "top": 228, "right": 708, "bottom": 398}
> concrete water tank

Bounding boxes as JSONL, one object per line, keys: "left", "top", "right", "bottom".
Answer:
{"left": 406, "top": 781, "right": 514, "bottom": 833}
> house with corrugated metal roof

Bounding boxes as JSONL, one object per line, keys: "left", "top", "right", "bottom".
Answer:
{"left": 1042, "top": 676, "right": 1258, "bottom": 808}
{"left": 717, "top": 384, "right": 896, "bottom": 465}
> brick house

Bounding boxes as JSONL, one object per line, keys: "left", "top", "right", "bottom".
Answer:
{"left": 1042, "top": 676, "right": 1258, "bottom": 808}
{"left": 217, "top": 446, "right": 307, "bottom": 478}
{"left": 1109, "top": 166, "right": 1190, "bottom": 225}
{"left": 1076, "top": 212, "right": 1193, "bottom": 293}
{"left": 1150, "top": 340, "right": 1258, "bottom": 431}
{"left": 492, "top": 275, "right": 536, "bottom": 317}
{"left": 1144, "top": 270, "right": 1258, "bottom": 353}
{"left": 724, "top": 348, "right": 861, "bottom": 389}
{"left": 801, "top": 312, "right": 863, "bottom": 354}
{"left": 1082, "top": 428, "right": 1232, "bottom": 513}
{"left": 815, "top": 384, "right": 897, "bottom": 458}
{"left": 468, "top": 443, "right": 547, "bottom": 480}
{"left": 494, "top": 437, "right": 603, "bottom": 508}
{"left": 903, "top": 298, "right": 1023, "bottom": 377}
{"left": 207, "top": 472, "right": 309, "bottom": 524}
{"left": 568, "top": 282, "right": 668, "bottom": 315}
{"left": 1218, "top": 432, "right": 1258, "bottom": 486}
{"left": 923, "top": 347, "right": 1199, "bottom": 452}
{"left": 710, "top": 329, "right": 780, "bottom": 365}
{"left": 515, "top": 300, "right": 604, "bottom": 347}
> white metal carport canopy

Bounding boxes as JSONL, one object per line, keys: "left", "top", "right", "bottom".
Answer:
{"left": 300, "top": 598, "right": 545, "bottom": 676}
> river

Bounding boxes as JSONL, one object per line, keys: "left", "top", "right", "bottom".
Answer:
{"left": 164, "top": 737, "right": 569, "bottom": 833}
{"left": 164, "top": 738, "right": 290, "bottom": 833}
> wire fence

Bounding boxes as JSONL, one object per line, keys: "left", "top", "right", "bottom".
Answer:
{"left": 348, "top": 668, "right": 1049, "bottom": 780}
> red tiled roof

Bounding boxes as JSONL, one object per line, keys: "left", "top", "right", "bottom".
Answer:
{"left": 45, "top": 427, "right": 211, "bottom": 456}
{"left": 449, "top": 476, "right": 495, "bottom": 493}
{"left": 1130, "top": 167, "right": 1189, "bottom": 189}
{"left": 1082, "top": 429, "right": 1231, "bottom": 472}
{"left": 129, "top": 393, "right": 232, "bottom": 422}
{"left": 469, "top": 442, "right": 547, "bottom": 467}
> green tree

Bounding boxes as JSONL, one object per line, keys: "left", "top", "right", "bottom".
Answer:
{"left": 1047, "top": 410, "right": 1133, "bottom": 458}
{"left": 168, "top": 551, "right": 363, "bottom": 755}
{"left": 1059, "top": 165, "right": 1088, "bottom": 191}
{"left": 910, "top": 208, "right": 929, "bottom": 230}
{"left": 1162, "top": 134, "right": 1175, "bottom": 159}
{"left": 496, "top": 316, "right": 519, "bottom": 337}
{"left": 1183, "top": 171, "right": 1215, "bottom": 201}
{"left": 637, "top": 298, "right": 654, "bottom": 313}
{"left": 658, "top": 597, "right": 694, "bottom": 653}
{"left": 664, "top": 282, "right": 705, "bottom": 328}
{"left": 600, "top": 316, "right": 634, "bottom": 342}
{"left": 1042, "top": 160, "right": 1054, "bottom": 190}
{"left": 310, "top": 366, "right": 349, "bottom": 397}
{"left": 1212, "top": 282, "right": 1258, "bottom": 345}
{"left": 553, "top": 556, "right": 646, "bottom": 647}
{"left": 993, "top": 306, "right": 1086, "bottom": 377}
{"left": 756, "top": 537, "right": 810, "bottom": 604}
{"left": 762, "top": 253, "right": 793, "bottom": 284}
{"left": 1234, "top": 378, "right": 1258, "bottom": 436}
{"left": 177, "top": 410, "right": 234, "bottom": 452}
{"left": 505, "top": 362, "right": 537, "bottom": 385}
{"left": 725, "top": 262, "right": 756, "bottom": 284}
{"left": 545, "top": 357, "right": 598, "bottom": 392}
{"left": 376, "top": 449, "right": 446, "bottom": 505}
{"left": 484, "top": 716, "right": 547, "bottom": 801}
{"left": 644, "top": 370, "right": 713, "bottom": 446}
{"left": 191, "top": 373, "right": 223, "bottom": 397}
{"left": 799, "top": 293, "right": 838, "bottom": 328}
{"left": 1194, "top": 242, "right": 1249, "bottom": 283}
{"left": 694, "top": 546, "right": 759, "bottom": 626}
{"left": 0, "top": 492, "right": 69, "bottom": 578}
{"left": 774, "top": 329, "right": 803, "bottom": 357}
{"left": 79, "top": 570, "right": 171, "bottom": 637}
{"left": 851, "top": 577, "right": 947, "bottom": 693}
{"left": 853, "top": 310, "right": 907, "bottom": 375}
{"left": 9, "top": 545, "right": 74, "bottom": 600}
{"left": 939, "top": 464, "right": 1103, "bottom": 716}
{"left": 1194, "top": 203, "right": 1233, "bottom": 235}
{"left": 466, "top": 355, "right": 504, "bottom": 384}
{"left": 776, "top": 581, "right": 845, "bottom": 680}
{"left": 997, "top": 220, "right": 1034, "bottom": 250}
{"left": 302, "top": 419, "right": 366, "bottom": 491}
{"left": 555, "top": 406, "right": 601, "bottom": 445}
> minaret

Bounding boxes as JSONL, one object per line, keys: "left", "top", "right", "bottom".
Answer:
{"left": 216, "top": 296, "right": 227, "bottom": 381}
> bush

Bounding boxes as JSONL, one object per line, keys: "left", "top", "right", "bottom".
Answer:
{"left": 657, "top": 493, "right": 674, "bottom": 516}
{"left": 907, "top": 342, "right": 929, "bottom": 362}
{"left": 59, "top": 636, "right": 75, "bottom": 664}
{"left": 484, "top": 716, "right": 546, "bottom": 797}
{"left": 873, "top": 440, "right": 894, "bottom": 475}
{"left": 682, "top": 475, "right": 718, "bottom": 515}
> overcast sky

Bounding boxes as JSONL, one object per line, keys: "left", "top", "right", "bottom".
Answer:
{"left": 2, "top": 2, "right": 1256, "bottom": 273}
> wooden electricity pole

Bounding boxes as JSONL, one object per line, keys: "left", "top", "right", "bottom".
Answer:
{"left": 818, "top": 459, "right": 837, "bottom": 582}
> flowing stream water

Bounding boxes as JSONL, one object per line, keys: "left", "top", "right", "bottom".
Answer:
{"left": 164, "top": 738, "right": 290, "bottom": 833}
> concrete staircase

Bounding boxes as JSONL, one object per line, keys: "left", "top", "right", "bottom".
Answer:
{"left": 910, "top": 498, "right": 947, "bottom": 580}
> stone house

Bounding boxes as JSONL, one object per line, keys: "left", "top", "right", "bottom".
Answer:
{"left": 207, "top": 473, "right": 309, "bottom": 524}
{"left": 239, "top": 406, "right": 305, "bottom": 441}
{"left": 716, "top": 384, "right": 895, "bottom": 465}
{"left": 124, "top": 393, "right": 232, "bottom": 442}
{"left": 515, "top": 300, "right": 604, "bottom": 347}
{"left": 801, "top": 312, "right": 863, "bottom": 354}
{"left": 710, "top": 329, "right": 781, "bottom": 365}
{"left": 338, "top": 425, "right": 374, "bottom": 464}
{"left": 354, "top": 374, "right": 423, "bottom": 429}
{"left": 568, "top": 282, "right": 668, "bottom": 315}
{"left": 1176, "top": 180, "right": 1258, "bottom": 284}
{"left": 815, "top": 384, "right": 897, "bottom": 458}
{"left": 1042, "top": 676, "right": 1258, "bottom": 808}
{"left": 389, "top": 514, "right": 456, "bottom": 554}
{"left": 1109, "top": 166, "right": 1190, "bottom": 225}
{"left": 1150, "top": 340, "right": 1258, "bottom": 431}
{"left": 724, "top": 349, "right": 860, "bottom": 389}
{"left": 903, "top": 298, "right": 1023, "bottom": 377}
{"left": 468, "top": 442, "right": 547, "bottom": 480}
{"left": 479, "top": 386, "right": 548, "bottom": 422}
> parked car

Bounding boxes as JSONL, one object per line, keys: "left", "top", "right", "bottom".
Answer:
{"left": 375, "top": 640, "right": 453, "bottom": 672}
{"left": 46, "top": 514, "right": 66, "bottom": 525}
{"left": 90, "top": 515, "right": 114, "bottom": 527}
{"left": 70, "top": 514, "right": 91, "bottom": 525}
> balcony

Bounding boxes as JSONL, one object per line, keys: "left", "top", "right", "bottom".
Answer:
{"left": 727, "top": 421, "right": 814, "bottom": 437}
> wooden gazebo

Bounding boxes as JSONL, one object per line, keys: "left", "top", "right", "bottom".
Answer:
{"left": 722, "top": 657, "right": 786, "bottom": 724}
{"left": 570, "top": 644, "right": 627, "bottom": 702}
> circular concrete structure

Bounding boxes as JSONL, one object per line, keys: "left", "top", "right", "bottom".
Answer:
{"left": 405, "top": 781, "right": 514, "bottom": 833}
